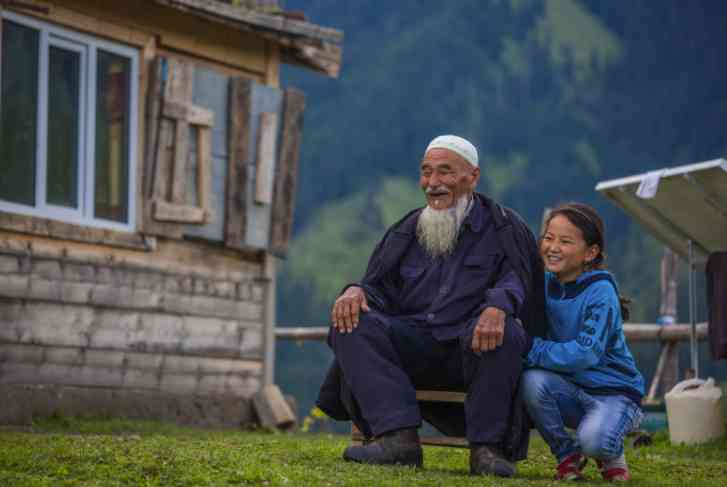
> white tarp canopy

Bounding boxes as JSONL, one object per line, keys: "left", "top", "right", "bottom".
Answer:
{"left": 595, "top": 158, "right": 727, "bottom": 264}
{"left": 597, "top": 158, "right": 727, "bottom": 376}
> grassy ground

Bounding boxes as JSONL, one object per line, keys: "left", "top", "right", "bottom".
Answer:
{"left": 1, "top": 417, "right": 726, "bottom": 486}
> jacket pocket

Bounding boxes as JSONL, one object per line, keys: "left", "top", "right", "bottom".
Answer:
{"left": 464, "top": 253, "right": 499, "bottom": 283}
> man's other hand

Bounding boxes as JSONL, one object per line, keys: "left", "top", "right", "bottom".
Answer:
{"left": 471, "top": 307, "right": 506, "bottom": 353}
{"left": 331, "top": 286, "right": 370, "bottom": 333}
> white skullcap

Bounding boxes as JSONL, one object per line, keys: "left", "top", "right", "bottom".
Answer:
{"left": 425, "top": 135, "right": 478, "bottom": 167}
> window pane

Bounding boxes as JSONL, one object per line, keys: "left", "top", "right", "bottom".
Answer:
{"left": 0, "top": 21, "right": 38, "bottom": 205}
{"left": 94, "top": 50, "right": 130, "bottom": 223}
{"left": 47, "top": 46, "right": 80, "bottom": 208}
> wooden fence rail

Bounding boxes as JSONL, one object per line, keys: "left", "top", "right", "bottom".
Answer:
{"left": 275, "top": 322, "right": 709, "bottom": 405}
{"left": 275, "top": 323, "right": 708, "bottom": 343}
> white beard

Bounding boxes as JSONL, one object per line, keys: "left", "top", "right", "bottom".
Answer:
{"left": 416, "top": 195, "right": 472, "bottom": 258}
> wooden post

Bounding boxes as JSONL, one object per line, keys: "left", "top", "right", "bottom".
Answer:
{"left": 660, "top": 248, "right": 680, "bottom": 395}
{"left": 645, "top": 247, "right": 680, "bottom": 404}
{"left": 659, "top": 247, "right": 679, "bottom": 320}
{"left": 252, "top": 384, "right": 296, "bottom": 430}
{"left": 262, "top": 253, "right": 276, "bottom": 386}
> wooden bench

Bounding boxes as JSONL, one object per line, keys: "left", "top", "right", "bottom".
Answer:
{"left": 350, "top": 390, "right": 469, "bottom": 447}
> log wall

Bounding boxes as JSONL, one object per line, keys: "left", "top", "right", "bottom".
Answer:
{"left": 0, "top": 244, "right": 265, "bottom": 401}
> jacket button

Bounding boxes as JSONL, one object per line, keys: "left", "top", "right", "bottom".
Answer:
{"left": 427, "top": 313, "right": 435, "bottom": 321}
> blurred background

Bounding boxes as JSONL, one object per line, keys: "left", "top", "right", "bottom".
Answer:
{"left": 274, "top": 0, "right": 727, "bottom": 420}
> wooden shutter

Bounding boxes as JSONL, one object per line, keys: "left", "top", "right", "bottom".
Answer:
{"left": 269, "top": 87, "right": 306, "bottom": 257}
{"left": 225, "top": 77, "right": 254, "bottom": 251}
{"left": 142, "top": 56, "right": 213, "bottom": 239}
{"left": 225, "top": 79, "right": 299, "bottom": 255}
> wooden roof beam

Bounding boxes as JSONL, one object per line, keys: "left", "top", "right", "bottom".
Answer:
{"left": 151, "top": 0, "right": 343, "bottom": 77}
{"left": 281, "top": 40, "right": 342, "bottom": 78}
{"left": 153, "top": 0, "right": 343, "bottom": 43}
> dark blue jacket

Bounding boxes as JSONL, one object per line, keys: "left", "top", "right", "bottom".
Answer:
{"left": 317, "top": 192, "right": 545, "bottom": 461}
{"left": 355, "top": 192, "right": 546, "bottom": 339}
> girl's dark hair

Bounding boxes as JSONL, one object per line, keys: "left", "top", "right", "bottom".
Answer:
{"left": 543, "top": 202, "right": 631, "bottom": 320}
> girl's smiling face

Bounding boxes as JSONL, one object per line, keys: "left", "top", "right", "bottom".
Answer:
{"left": 541, "top": 214, "right": 600, "bottom": 283}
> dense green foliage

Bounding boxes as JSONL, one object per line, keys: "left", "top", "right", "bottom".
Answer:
{"left": 1, "top": 417, "right": 726, "bottom": 486}
{"left": 275, "top": 1, "right": 727, "bottom": 415}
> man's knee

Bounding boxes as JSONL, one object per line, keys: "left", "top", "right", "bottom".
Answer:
{"left": 500, "top": 318, "right": 529, "bottom": 356}
{"left": 462, "top": 318, "right": 527, "bottom": 360}
{"left": 330, "top": 312, "right": 390, "bottom": 353}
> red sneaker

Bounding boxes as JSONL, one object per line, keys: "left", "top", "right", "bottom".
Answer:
{"left": 556, "top": 452, "right": 587, "bottom": 481}
{"left": 597, "top": 460, "right": 631, "bottom": 481}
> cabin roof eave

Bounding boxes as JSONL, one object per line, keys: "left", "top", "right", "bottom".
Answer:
{"left": 151, "top": 0, "right": 343, "bottom": 78}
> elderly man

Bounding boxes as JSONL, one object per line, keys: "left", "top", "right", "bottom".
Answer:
{"left": 316, "top": 135, "right": 545, "bottom": 477}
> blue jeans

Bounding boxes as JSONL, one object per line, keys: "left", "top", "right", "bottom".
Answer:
{"left": 521, "top": 369, "right": 643, "bottom": 462}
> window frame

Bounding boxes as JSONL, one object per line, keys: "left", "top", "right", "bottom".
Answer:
{"left": 0, "top": 11, "right": 139, "bottom": 233}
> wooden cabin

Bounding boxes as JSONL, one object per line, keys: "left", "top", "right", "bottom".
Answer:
{"left": 0, "top": 0, "right": 342, "bottom": 426}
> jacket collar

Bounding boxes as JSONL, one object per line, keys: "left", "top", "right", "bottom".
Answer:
{"left": 462, "top": 195, "right": 484, "bottom": 233}
{"left": 547, "top": 270, "right": 617, "bottom": 300}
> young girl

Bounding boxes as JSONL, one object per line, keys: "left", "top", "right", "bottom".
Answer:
{"left": 522, "top": 203, "right": 644, "bottom": 482}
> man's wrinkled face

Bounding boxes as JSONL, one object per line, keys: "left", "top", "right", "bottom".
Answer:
{"left": 420, "top": 148, "right": 480, "bottom": 210}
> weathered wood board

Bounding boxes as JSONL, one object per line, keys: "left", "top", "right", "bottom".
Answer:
{"left": 244, "top": 83, "right": 284, "bottom": 249}
{"left": 0, "top": 343, "right": 262, "bottom": 398}
{"left": 0, "top": 301, "right": 263, "bottom": 360}
{"left": 269, "top": 88, "right": 305, "bottom": 257}
{"left": 184, "top": 66, "right": 230, "bottom": 241}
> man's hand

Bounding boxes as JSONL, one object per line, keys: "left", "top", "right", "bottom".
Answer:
{"left": 471, "top": 307, "right": 506, "bottom": 353}
{"left": 331, "top": 286, "right": 370, "bottom": 333}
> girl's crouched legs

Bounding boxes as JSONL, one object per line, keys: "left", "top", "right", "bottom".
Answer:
{"left": 577, "top": 394, "right": 643, "bottom": 460}
{"left": 520, "top": 369, "right": 584, "bottom": 461}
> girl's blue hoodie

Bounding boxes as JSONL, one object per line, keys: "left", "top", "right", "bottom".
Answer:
{"left": 525, "top": 270, "right": 645, "bottom": 404}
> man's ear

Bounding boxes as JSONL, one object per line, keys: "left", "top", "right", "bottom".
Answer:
{"left": 470, "top": 167, "right": 480, "bottom": 190}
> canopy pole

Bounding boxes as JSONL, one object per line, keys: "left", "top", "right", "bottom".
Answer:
{"left": 688, "top": 239, "right": 699, "bottom": 378}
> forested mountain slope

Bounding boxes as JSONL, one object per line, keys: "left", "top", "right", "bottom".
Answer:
{"left": 276, "top": 0, "right": 727, "bottom": 415}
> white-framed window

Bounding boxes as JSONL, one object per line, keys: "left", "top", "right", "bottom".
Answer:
{"left": 0, "top": 11, "right": 138, "bottom": 232}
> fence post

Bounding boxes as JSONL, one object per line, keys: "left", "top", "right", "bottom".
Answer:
{"left": 645, "top": 247, "right": 680, "bottom": 404}
{"left": 659, "top": 247, "right": 680, "bottom": 395}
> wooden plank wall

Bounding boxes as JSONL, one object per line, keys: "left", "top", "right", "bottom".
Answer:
{"left": 0, "top": 248, "right": 265, "bottom": 398}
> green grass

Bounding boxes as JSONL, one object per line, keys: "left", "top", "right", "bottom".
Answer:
{"left": 1, "top": 417, "right": 726, "bottom": 486}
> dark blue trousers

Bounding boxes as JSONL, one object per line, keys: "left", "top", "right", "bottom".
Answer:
{"left": 329, "top": 311, "right": 528, "bottom": 445}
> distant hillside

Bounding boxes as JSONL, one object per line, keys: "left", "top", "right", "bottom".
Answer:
{"left": 282, "top": 0, "right": 726, "bottom": 317}
{"left": 276, "top": 0, "right": 727, "bottom": 416}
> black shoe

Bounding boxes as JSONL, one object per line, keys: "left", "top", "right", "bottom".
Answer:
{"left": 343, "top": 428, "right": 423, "bottom": 467}
{"left": 469, "top": 444, "right": 516, "bottom": 478}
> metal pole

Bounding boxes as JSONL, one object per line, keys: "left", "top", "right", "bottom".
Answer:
{"left": 688, "top": 240, "right": 699, "bottom": 378}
